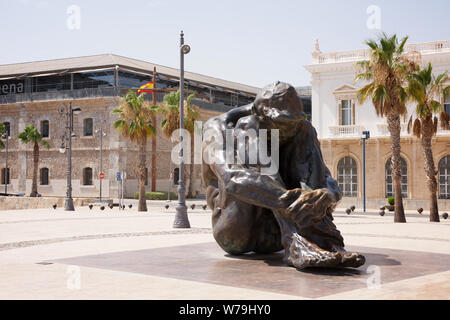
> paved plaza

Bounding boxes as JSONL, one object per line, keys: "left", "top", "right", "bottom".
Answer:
{"left": 0, "top": 201, "right": 449, "bottom": 300}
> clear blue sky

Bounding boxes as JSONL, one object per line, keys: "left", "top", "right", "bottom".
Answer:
{"left": 1, "top": 0, "right": 449, "bottom": 88}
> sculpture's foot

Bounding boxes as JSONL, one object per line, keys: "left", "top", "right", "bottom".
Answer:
{"left": 285, "top": 233, "right": 365, "bottom": 269}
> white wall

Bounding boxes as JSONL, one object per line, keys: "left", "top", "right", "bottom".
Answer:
{"left": 307, "top": 49, "right": 450, "bottom": 140}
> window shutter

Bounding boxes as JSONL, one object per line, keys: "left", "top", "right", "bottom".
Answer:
{"left": 352, "top": 101, "right": 355, "bottom": 125}
{"left": 338, "top": 101, "right": 342, "bottom": 125}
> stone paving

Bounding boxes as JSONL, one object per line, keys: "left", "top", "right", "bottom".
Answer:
{"left": 0, "top": 200, "right": 449, "bottom": 300}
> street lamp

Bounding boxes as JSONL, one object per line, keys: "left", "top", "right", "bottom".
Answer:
{"left": 95, "top": 128, "right": 107, "bottom": 202}
{"left": 59, "top": 102, "right": 81, "bottom": 211}
{"left": 173, "top": 30, "right": 191, "bottom": 229}
{"left": 1, "top": 133, "right": 10, "bottom": 195}
{"left": 361, "top": 130, "right": 370, "bottom": 213}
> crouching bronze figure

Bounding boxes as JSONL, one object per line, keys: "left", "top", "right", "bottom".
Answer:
{"left": 201, "top": 81, "right": 365, "bottom": 269}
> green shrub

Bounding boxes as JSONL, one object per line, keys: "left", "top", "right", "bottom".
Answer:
{"left": 134, "top": 191, "right": 177, "bottom": 200}
{"left": 388, "top": 196, "right": 395, "bottom": 205}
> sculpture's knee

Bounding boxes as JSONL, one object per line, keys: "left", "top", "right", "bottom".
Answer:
{"left": 212, "top": 202, "right": 255, "bottom": 255}
{"left": 214, "top": 231, "right": 251, "bottom": 255}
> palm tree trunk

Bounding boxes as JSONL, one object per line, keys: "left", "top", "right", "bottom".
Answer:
{"left": 420, "top": 122, "right": 440, "bottom": 222}
{"left": 387, "top": 114, "right": 406, "bottom": 223}
{"left": 138, "top": 141, "right": 148, "bottom": 212}
{"left": 187, "top": 138, "right": 195, "bottom": 199}
{"left": 30, "top": 142, "right": 39, "bottom": 197}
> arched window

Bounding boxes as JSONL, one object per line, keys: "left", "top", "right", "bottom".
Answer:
{"left": 1, "top": 168, "right": 10, "bottom": 185}
{"left": 82, "top": 167, "right": 93, "bottom": 186}
{"left": 337, "top": 157, "right": 357, "bottom": 197}
{"left": 385, "top": 157, "right": 408, "bottom": 198}
{"left": 40, "top": 120, "right": 49, "bottom": 138}
{"left": 3, "top": 122, "right": 10, "bottom": 137}
{"left": 40, "top": 168, "right": 49, "bottom": 185}
{"left": 83, "top": 118, "right": 93, "bottom": 136}
{"left": 173, "top": 168, "right": 179, "bottom": 185}
{"left": 438, "top": 155, "right": 450, "bottom": 199}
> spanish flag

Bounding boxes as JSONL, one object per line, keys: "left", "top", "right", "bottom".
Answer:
{"left": 138, "top": 81, "right": 154, "bottom": 94}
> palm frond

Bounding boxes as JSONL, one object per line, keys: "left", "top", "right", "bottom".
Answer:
{"left": 354, "top": 71, "right": 373, "bottom": 82}
{"left": 413, "top": 118, "right": 422, "bottom": 138}
{"left": 443, "top": 85, "right": 450, "bottom": 101}
{"left": 42, "top": 140, "right": 51, "bottom": 149}
{"left": 430, "top": 100, "right": 443, "bottom": 114}
{"left": 111, "top": 90, "right": 156, "bottom": 144}
{"left": 357, "top": 83, "right": 374, "bottom": 104}
{"left": 18, "top": 125, "right": 46, "bottom": 146}
{"left": 433, "top": 116, "right": 438, "bottom": 134}
{"left": 397, "top": 36, "right": 409, "bottom": 54}
{"left": 407, "top": 115, "right": 413, "bottom": 134}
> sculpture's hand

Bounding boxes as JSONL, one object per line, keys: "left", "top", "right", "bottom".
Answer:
{"left": 285, "top": 188, "right": 336, "bottom": 223}
{"left": 279, "top": 188, "right": 303, "bottom": 208}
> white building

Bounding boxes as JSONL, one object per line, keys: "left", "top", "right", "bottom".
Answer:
{"left": 305, "top": 40, "right": 450, "bottom": 210}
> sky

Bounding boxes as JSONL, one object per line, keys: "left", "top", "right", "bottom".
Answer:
{"left": 1, "top": 0, "right": 449, "bottom": 88}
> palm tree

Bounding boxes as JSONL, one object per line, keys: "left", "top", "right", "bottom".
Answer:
{"left": 112, "top": 90, "right": 156, "bottom": 211}
{"left": 355, "top": 33, "right": 418, "bottom": 223}
{"left": 0, "top": 123, "right": 5, "bottom": 149}
{"left": 155, "top": 91, "right": 200, "bottom": 198}
{"left": 18, "top": 125, "right": 50, "bottom": 197}
{"left": 405, "top": 63, "right": 450, "bottom": 222}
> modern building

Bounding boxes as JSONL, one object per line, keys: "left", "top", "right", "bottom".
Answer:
{"left": 0, "top": 54, "right": 259, "bottom": 198}
{"left": 296, "top": 86, "right": 312, "bottom": 120}
{"left": 305, "top": 40, "right": 450, "bottom": 210}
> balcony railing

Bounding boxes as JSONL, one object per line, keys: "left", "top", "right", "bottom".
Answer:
{"left": 314, "top": 40, "right": 450, "bottom": 64}
{"left": 376, "top": 123, "right": 409, "bottom": 137}
{"left": 436, "top": 127, "right": 450, "bottom": 136}
{"left": 376, "top": 123, "right": 450, "bottom": 137}
{"left": 329, "top": 125, "right": 365, "bottom": 138}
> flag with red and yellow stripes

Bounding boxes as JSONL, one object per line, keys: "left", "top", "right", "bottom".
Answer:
{"left": 137, "top": 81, "right": 154, "bottom": 94}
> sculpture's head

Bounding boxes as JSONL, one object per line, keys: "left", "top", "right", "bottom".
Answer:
{"left": 253, "top": 81, "right": 306, "bottom": 141}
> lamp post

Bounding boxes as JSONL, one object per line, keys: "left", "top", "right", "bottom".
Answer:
{"left": 59, "top": 102, "right": 81, "bottom": 211}
{"left": 361, "top": 130, "right": 370, "bottom": 213}
{"left": 1, "top": 133, "right": 9, "bottom": 195}
{"left": 95, "top": 128, "right": 106, "bottom": 202}
{"left": 173, "top": 30, "right": 191, "bottom": 229}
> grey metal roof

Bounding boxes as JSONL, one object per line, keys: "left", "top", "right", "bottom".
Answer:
{"left": 0, "top": 54, "right": 260, "bottom": 95}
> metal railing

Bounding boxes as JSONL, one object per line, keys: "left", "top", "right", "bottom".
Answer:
{"left": 0, "top": 87, "right": 117, "bottom": 104}
{"left": 0, "top": 86, "right": 242, "bottom": 113}
{"left": 329, "top": 125, "right": 365, "bottom": 137}
{"left": 376, "top": 123, "right": 409, "bottom": 137}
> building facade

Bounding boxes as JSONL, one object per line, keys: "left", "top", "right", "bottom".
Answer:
{"left": 305, "top": 40, "right": 450, "bottom": 210}
{"left": 0, "top": 54, "right": 259, "bottom": 199}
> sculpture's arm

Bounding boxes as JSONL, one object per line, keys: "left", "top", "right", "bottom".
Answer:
{"left": 211, "top": 161, "right": 294, "bottom": 210}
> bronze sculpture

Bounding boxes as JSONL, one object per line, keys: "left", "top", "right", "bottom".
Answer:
{"left": 201, "top": 81, "right": 365, "bottom": 269}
